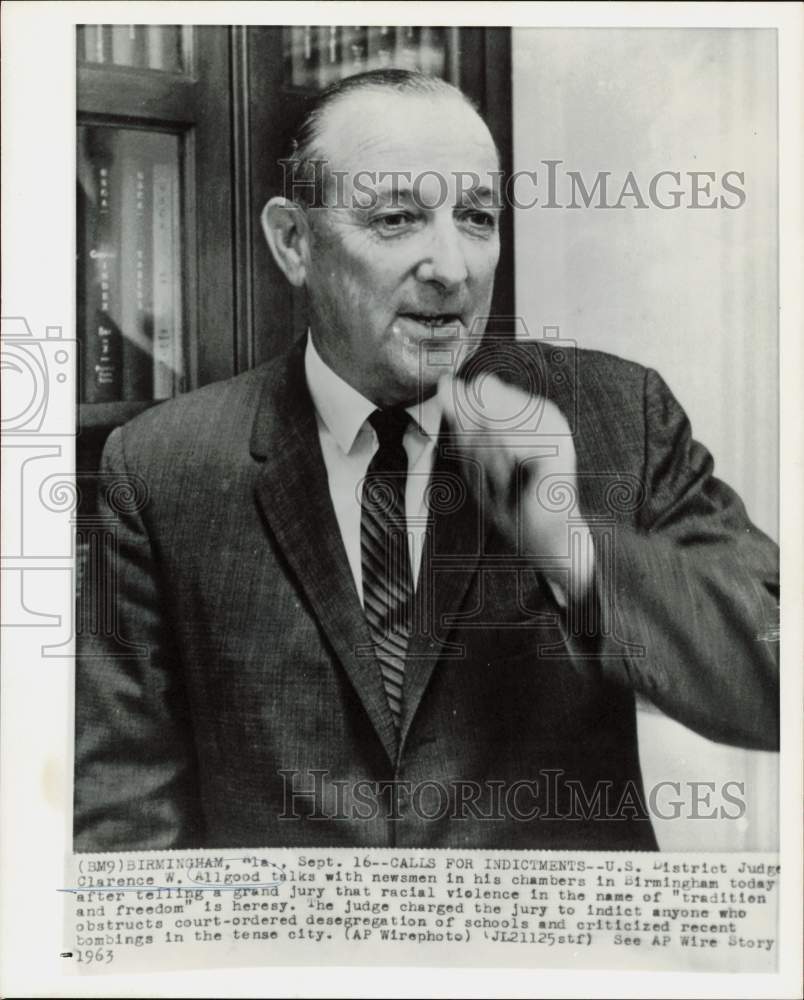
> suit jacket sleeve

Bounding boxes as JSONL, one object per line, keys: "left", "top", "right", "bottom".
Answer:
{"left": 588, "top": 366, "right": 779, "bottom": 751}
{"left": 74, "top": 425, "right": 205, "bottom": 850}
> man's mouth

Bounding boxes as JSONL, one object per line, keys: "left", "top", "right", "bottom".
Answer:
{"left": 398, "top": 313, "right": 462, "bottom": 328}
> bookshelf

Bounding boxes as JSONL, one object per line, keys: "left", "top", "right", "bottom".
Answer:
{"left": 77, "top": 24, "right": 235, "bottom": 494}
{"left": 77, "top": 25, "right": 513, "bottom": 499}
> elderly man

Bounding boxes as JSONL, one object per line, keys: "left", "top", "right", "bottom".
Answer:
{"left": 74, "top": 69, "right": 779, "bottom": 852}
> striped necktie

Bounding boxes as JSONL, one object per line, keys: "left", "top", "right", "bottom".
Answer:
{"left": 360, "top": 407, "right": 413, "bottom": 729}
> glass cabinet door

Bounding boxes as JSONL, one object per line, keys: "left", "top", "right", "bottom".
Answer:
{"left": 76, "top": 25, "right": 512, "bottom": 410}
{"left": 77, "top": 126, "right": 184, "bottom": 404}
{"left": 77, "top": 24, "right": 186, "bottom": 73}
{"left": 283, "top": 25, "right": 458, "bottom": 91}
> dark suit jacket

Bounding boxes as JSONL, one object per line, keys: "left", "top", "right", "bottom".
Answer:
{"left": 74, "top": 337, "right": 779, "bottom": 851}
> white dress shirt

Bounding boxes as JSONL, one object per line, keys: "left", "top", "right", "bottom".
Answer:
{"left": 304, "top": 333, "right": 442, "bottom": 605}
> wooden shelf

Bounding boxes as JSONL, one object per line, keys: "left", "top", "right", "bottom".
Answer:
{"left": 78, "top": 65, "right": 200, "bottom": 124}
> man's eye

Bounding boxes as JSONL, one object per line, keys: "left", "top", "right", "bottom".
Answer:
{"left": 372, "top": 212, "right": 415, "bottom": 232}
{"left": 461, "top": 209, "right": 497, "bottom": 231}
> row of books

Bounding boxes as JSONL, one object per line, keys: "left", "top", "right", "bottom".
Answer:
{"left": 78, "top": 127, "right": 183, "bottom": 404}
{"left": 78, "top": 25, "right": 183, "bottom": 73}
{"left": 285, "top": 26, "right": 451, "bottom": 90}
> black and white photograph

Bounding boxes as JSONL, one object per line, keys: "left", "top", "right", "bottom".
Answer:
{"left": 1, "top": 3, "right": 801, "bottom": 997}
{"left": 73, "top": 21, "right": 780, "bottom": 853}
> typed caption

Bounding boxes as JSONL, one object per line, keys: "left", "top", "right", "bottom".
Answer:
{"left": 62, "top": 849, "right": 779, "bottom": 975}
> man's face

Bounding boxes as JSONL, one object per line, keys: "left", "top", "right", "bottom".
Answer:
{"left": 302, "top": 89, "right": 501, "bottom": 407}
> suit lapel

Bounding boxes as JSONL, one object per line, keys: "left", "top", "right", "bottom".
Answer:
{"left": 399, "top": 428, "right": 487, "bottom": 751}
{"left": 250, "top": 339, "right": 399, "bottom": 764}
{"left": 398, "top": 339, "right": 569, "bottom": 750}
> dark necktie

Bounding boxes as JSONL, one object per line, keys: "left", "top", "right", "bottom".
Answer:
{"left": 360, "top": 408, "right": 414, "bottom": 728}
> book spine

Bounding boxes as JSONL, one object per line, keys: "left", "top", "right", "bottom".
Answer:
{"left": 289, "top": 25, "right": 316, "bottom": 88}
{"left": 163, "top": 25, "right": 181, "bottom": 72}
{"left": 397, "top": 26, "right": 420, "bottom": 71}
{"left": 132, "top": 25, "right": 148, "bottom": 68}
{"left": 146, "top": 25, "right": 180, "bottom": 72}
{"left": 367, "top": 26, "right": 395, "bottom": 69}
{"left": 111, "top": 24, "right": 136, "bottom": 66}
{"left": 146, "top": 25, "right": 165, "bottom": 70}
{"left": 316, "top": 26, "right": 340, "bottom": 89}
{"left": 82, "top": 129, "right": 122, "bottom": 403}
{"left": 77, "top": 138, "right": 89, "bottom": 401}
{"left": 418, "top": 27, "right": 446, "bottom": 77}
{"left": 169, "top": 162, "right": 184, "bottom": 394}
{"left": 152, "top": 161, "right": 181, "bottom": 399}
{"left": 81, "top": 25, "right": 108, "bottom": 64}
{"left": 119, "top": 138, "right": 153, "bottom": 401}
{"left": 341, "top": 26, "right": 367, "bottom": 74}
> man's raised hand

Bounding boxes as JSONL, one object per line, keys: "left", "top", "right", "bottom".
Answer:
{"left": 437, "top": 373, "right": 595, "bottom": 600}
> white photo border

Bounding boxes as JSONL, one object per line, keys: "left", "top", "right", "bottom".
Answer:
{"left": 1, "top": 2, "right": 801, "bottom": 997}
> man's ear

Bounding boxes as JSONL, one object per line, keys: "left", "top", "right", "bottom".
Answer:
{"left": 260, "top": 197, "right": 310, "bottom": 287}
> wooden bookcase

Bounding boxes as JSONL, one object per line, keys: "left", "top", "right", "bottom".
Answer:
{"left": 77, "top": 25, "right": 513, "bottom": 499}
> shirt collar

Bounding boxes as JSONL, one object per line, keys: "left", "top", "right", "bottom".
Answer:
{"left": 406, "top": 390, "right": 443, "bottom": 443}
{"left": 304, "top": 332, "right": 443, "bottom": 454}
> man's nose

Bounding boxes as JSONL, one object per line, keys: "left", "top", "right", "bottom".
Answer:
{"left": 415, "top": 220, "right": 469, "bottom": 291}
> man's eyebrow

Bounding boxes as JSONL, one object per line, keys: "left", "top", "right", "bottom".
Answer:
{"left": 372, "top": 184, "right": 416, "bottom": 203}
{"left": 364, "top": 183, "right": 502, "bottom": 209}
{"left": 458, "top": 185, "right": 498, "bottom": 202}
